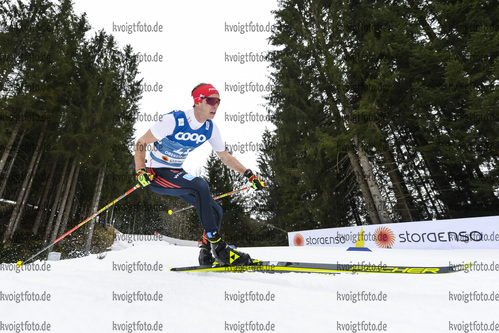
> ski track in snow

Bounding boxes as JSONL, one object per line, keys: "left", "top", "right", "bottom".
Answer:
{"left": 1, "top": 239, "right": 498, "bottom": 333}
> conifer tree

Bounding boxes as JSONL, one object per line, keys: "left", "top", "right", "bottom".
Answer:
{"left": 259, "top": 0, "right": 498, "bottom": 231}
{"left": 0, "top": 0, "right": 143, "bottom": 260}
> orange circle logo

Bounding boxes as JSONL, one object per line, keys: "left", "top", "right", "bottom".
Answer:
{"left": 374, "top": 227, "right": 396, "bottom": 248}
{"left": 293, "top": 234, "right": 305, "bottom": 246}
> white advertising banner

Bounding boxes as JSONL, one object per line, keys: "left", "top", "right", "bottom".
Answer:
{"left": 288, "top": 215, "right": 499, "bottom": 250}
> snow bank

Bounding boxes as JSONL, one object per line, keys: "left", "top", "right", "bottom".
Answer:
{"left": 1, "top": 236, "right": 498, "bottom": 333}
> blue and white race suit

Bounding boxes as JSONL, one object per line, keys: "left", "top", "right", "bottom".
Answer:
{"left": 145, "top": 109, "right": 226, "bottom": 233}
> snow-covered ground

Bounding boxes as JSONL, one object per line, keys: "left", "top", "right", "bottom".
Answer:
{"left": 1, "top": 237, "right": 498, "bottom": 333}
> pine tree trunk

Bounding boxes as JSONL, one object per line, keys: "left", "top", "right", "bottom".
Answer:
{"left": 43, "top": 158, "right": 69, "bottom": 243}
{"left": 68, "top": 194, "right": 80, "bottom": 230}
{"left": 50, "top": 159, "right": 77, "bottom": 244}
{"left": 353, "top": 136, "right": 392, "bottom": 224}
{"left": 11, "top": 143, "right": 44, "bottom": 236}
{"left": 32, "top": 160, "right": 57, "bottom": 235}
{"left": 84, "top": 163, "right": 107, "bottom": 254}
{"left": 340, "top": 103, "right": 392, "bottom": 224}
{"left": 0, "top": 129, "right": 26, "bottom": 199}
{"left": 58, "top": 164, "right": 80, "bottom": 238}
{"left": 2, "top": 128, "right": 45, "bottom": 243}
{"left": 349, "top": 197, "right": 362, "bottom": 225}
{"left": 0, "top": 121, "right": 21, "bottom": 176}
{"left": 381, "top": 148, "right": 415, "bottom": 222}
{"left": 347, "top": 150, "right": 381, "bottom": 224}
{"left": 109, "top": 205, "right": 115, "bottom": 227}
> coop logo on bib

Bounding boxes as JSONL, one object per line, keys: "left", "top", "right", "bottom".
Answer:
{"left": 174, "top": 132, "right": 207, "bottom": 144}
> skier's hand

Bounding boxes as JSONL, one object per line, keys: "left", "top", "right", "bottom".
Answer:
{"left": 136, "top": 169, "right": 154, "bottom": 188}
{"left": 244, "top": 169, "right": 265, "bottom": 191}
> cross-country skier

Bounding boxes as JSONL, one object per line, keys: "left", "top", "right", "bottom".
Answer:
{"left": 134, "top": 83, "right": 265, "bottom": 266}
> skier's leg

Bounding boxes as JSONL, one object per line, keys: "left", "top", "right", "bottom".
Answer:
{"left": 148, "top": 168, "right": 251, "bottom": 265}
{"left": 148, "top": 168, "right": 220, "bottom": 232}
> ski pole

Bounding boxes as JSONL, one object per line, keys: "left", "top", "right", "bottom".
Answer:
{"left": 17, "top": 184, "right": 140, "bottom": 267}
{"left": 167, "top": 185, "right": 259, "bottom": 215}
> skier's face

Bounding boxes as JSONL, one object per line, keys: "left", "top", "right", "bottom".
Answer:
{"left": 196, "top": 93, "right": 220, "bottom": 121}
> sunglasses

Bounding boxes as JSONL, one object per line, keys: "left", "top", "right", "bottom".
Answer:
{"left": 202, "top": 97, "right": 221, "bottom": 106}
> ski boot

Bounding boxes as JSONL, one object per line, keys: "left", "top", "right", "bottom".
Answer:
{"left": 198, "top": 232, "right": 216, "bottom": 265}
{"left": 206, "top": 230, "right": 253, "bottom": 266}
